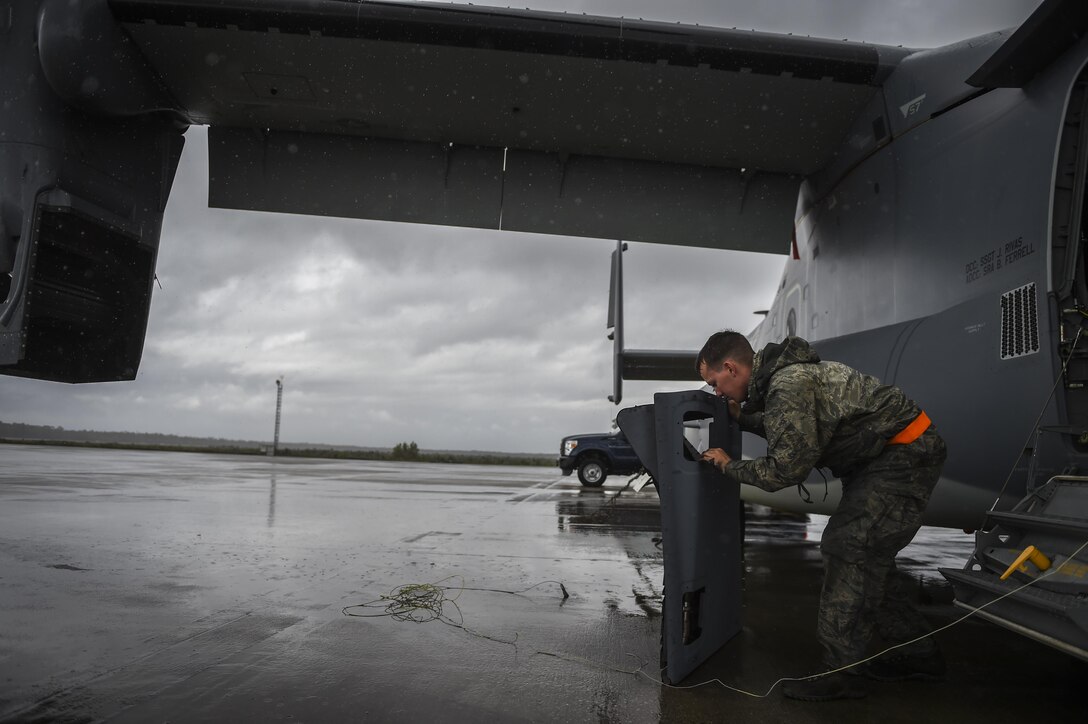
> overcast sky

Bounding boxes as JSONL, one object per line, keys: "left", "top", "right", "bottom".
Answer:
{"left": 0, "top": 0, "right": 1042, "bottom": 453}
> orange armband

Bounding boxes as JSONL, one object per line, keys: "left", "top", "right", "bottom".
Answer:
{"left": 887, "top": 411, "right": 931, "bottom": 446}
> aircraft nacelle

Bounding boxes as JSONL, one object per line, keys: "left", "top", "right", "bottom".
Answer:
{"left": 0, "top": 0, "right": 185, "bottom": 382}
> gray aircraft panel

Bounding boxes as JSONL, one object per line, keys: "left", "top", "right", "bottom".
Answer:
{"left": 500, "top": 152, "right": 798, "bottom": 253}
{"left": 208, "top": 129, "right": 505, "bottom": 229}
{"left": 617, "top": 390, "right": 742, "bottom": 684}
{"left": 207, "top": 131, "right": 800, "bottom": 253}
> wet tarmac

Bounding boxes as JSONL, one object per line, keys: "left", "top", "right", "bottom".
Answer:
{"left": 0, "top": 443, "right": 1085, "bottom": 723}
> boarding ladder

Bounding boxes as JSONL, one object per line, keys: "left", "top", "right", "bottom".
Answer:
{"left": 940, "top": 476, "right": 1088, "bottom": 661}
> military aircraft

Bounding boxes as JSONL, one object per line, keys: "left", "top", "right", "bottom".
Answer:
{"left": 3, "top": 0, "right": 1087, "bottom": 660}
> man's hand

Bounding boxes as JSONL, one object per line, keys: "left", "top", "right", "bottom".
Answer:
{"left": 701, "top": 447, "right": 732, "bottom": 473}
{"left": 726, "top": 398, "right": 741, "bottom": 420}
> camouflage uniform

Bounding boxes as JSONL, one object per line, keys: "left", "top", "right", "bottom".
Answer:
{"left": 721, "top": 337, "right": 947, "bottom": 668}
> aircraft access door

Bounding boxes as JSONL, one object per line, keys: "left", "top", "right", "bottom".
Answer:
{"left": 1052, "top": 71, "right": 1088, "bottom": 451}
{"left": 617, "top": 390, "right": 742, "bottom": 684}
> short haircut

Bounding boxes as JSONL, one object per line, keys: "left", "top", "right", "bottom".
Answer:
{"left": 696, "top": 330, "right": 754, "bottom": 374}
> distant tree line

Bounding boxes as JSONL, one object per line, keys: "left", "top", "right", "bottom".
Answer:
{"left": 0, "top": 420, "right": 262, "bottom": 449}
{"left": 392, "top": 441, "right": 420, "bottom": 460}
{"left": 0, "top": 422, "right": 553, "bottom": 468}
{"left": 281, "top": 443, "right": 551, "bottom": 467}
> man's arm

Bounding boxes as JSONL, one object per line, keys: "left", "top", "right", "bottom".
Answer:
{"left": 724, "top": 397, "right": 765, "bottom": 437}
{"left": 717, "top": 374, "right": 823, "bottom": 492}
{"left": 737, "top": 410, "right": 765, "bottom": 437}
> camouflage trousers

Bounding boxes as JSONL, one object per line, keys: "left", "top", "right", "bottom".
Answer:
{"left": 818, "top": 429, "right": 948, "bottom": 668}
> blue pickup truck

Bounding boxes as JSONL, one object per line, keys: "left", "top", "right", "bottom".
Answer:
{"left": 557, "top": 431, "right": 645, "bottom": 487}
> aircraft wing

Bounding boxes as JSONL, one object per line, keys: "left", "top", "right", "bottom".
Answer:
{"left": 96, "top": 0, "right": 911, "bottom": 254}
{"left": 968, "top": 0, "right": 1088, "bottom": 88}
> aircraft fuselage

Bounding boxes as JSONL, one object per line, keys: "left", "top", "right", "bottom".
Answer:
{"left": 743, "top": 29, "right": 1088, "bottom": 528}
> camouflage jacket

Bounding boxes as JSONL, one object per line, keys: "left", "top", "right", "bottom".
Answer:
{"left": 724, "top": 337, "right": 923, "bottom": 491}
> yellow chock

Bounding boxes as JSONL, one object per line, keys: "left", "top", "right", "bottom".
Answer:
{"left": 1000, "top": 545, "right": 1052, "bottom": 581}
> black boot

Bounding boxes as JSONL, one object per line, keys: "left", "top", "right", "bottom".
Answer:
{"left": 865, "top": 650, "right": 946, "bottom": 682}
{"left": 782, "top": 672, "right": 867, "bottom": 701}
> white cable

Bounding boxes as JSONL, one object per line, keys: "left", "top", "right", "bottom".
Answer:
{"left": 641, "top": 537, "right": 1088, "bottom": 698}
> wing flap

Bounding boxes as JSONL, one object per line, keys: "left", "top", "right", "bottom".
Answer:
{"left": 209, "top": 128, "right": 799, "bottom": 251}
{"left": 208, "top": 128, "right": 505, "bottom": 229}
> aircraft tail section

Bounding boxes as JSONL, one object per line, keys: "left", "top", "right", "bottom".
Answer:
{"left": 606, "top": 241, "right": 700, "bottom": 404}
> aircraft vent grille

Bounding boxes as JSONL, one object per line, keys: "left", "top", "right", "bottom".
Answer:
{"left": 1000, "top": 283, "right": 1040, "bottom": 360}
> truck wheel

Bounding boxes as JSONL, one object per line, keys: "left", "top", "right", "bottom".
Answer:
{"left": 577, "top": 458, "right": 607, "bottom": 487}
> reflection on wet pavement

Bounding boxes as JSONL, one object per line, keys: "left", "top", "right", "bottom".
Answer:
{"left": 0, "top": 444, "right": 1084, "bottom": 723}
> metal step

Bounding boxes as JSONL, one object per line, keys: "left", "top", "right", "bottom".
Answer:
{"left": 940, "top": 476, "right": 1088, "bottom": 662}
{"left": 940, "top": 568, "right": 1088, "bottom": 662}
{"left": 985, "top": 510, "right": 1088, "bottom": 536}
{"left": 941, "top": 568, "right": 1088, "bottom": 615}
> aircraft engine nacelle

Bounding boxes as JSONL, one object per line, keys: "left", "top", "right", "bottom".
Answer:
{"left": 0, "top": 0, "right": 185, "bottom": 383}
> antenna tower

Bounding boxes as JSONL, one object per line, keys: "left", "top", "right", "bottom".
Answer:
{"left": 271, "top": 377, "right": 284, "bottom": 456}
